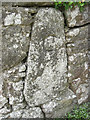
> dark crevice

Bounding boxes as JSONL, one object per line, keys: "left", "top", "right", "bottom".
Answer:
{"left": 11, "top": 3, "right": 55, "bottom": 8}
{"left": 2, "top": 98, "right": 13, "bottom": 115}
{"left": 65, "top": 42, "right": 70, "bottom": 89}
{"left": 68, "top": 22, "right": 90, "bottom": 29}
{"left": 22, "top": 76, "right": 29, "bottom": 108}
{"left": 7, "top": 98, "right": 13, "bottom": 113}
{"left": 63, "top": 9, "right": 74, "bottom": 92}
{"left": 12, "top": 5, "right": 55, "bottom": 7}
{"left": 31, "top": 12, "right": 37, "bottom": 16}
{"left": 21, "top": 14, "right": 35, "bottom": 108}
{"left": 40, "top": 106, "right": 46, "bottom": 119}
{"left": 22, "top": 56, "right": 27, "bottom": 64}
{"left": 62, "top": 11, "right": 67, "bottom": 28}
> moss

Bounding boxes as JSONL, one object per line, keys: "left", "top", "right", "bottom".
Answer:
{"left": 66, "top": 102, "right": 90, "bottom": 119}
{"left": 53, "top": 0, "right": 89, "bottom": 12}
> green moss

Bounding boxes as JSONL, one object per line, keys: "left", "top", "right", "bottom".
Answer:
{"left": 66, "top": 102, "right": 90, "bottom": 119}
{"left": 53, "top": 0, "right": 89, "bottom": 12}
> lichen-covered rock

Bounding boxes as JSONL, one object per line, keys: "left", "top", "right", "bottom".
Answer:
{"left": 0, "top": 105, "right": 11, "bottom": 117}
{"left": 65, "top": 5, "right": 90, "bottom": 27}
{"left": 2, "top": 64, "right": 26, "bottom": 105}
{"left": 1, "top": 3, "right": 89, "bottom": 119}
{"left": 66, "top": 26, "right": 88, "bottom": 104}
{"left": 22, "top": 107, "right": 44, "bottom": 118}
{"left": 2, "top": 7, "right": 32, "bottom": 71}
{"left": 2, "top": 7, "right": 33, "bottom": 26}
{"left": 9, "top": 110, "right": 23, "bottom": 118}
{"left": 12, "top": 102, "right": 26, "bottom": 111}
{"left": 24, "top": 8, "right": 68, "bottom": 107}
{"left": 42, "top": 89, "right": 77, "bottom": 118}
{"left": 8, "top": 106, "right": 44, "bottom": 118}
{"left": 0, "top": 95, "right": 8, "bottom": 109}
{"left": 0, "top": 63, "right": 26, "bottom": 118}
{"left": 2, "top": 25, "right": 31, "bottom": 71}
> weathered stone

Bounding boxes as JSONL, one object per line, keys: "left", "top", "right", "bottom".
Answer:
{"left": 2, "top": 7, "right": 32, "bottom": 26}
{"left": 0, "top": 105, "right": 11, "bottom": 115}
{"left": 0, "top": 73, "right": 8, "bottom": 110}
{"left": 0, "top": 95, "right": 8, "bottom": 109}
{"left": 42, "top": 89, "right": 77, "bottom": 118}
{"left": 2, "top": 7, "right": 31, "bottom": 71}
{"left": 2, "top": 25, "right": 31, "bottom": 71}
{"left": 66, "top": 26, "right": 88, "bottom": 104}
{"left": 1, "top": 3, "right": 89, "bottom": 119}
{"left": 19, "top": 65, "right": 26, "bottom": 73}
{"left": 9, "top": 110, "right": 23, "bottom": 118}
{"left": 76, "top": 84, "right": 89, "bottom": 104}
{"left": 0, "top": 114, "right": 10, "bottom": 119}
{"left": 12, "top": 102, "right": 26, "bottom": 111}
{"left": 2, "top": 63, "right": 25, "bottom": 83}
{"left": 24, "top": 8, "right": 69, "bottom": 107}
{"left": 2, "top": 64, "right": 25, "bottom": 107}
{"left": 65, "top": 5, "right": 90, "bottom": 27}
{"left": 22, "top": 107, "right": 44, "bottom": 118}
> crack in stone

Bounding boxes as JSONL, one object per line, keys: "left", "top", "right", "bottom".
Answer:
{"left": 63, "top": 10, "right": 74, "bottom": 93}
{"left": 40, "top": 106, "right": 46, "bottom": 119}
{"left": 68, "top": 22, "right": 90, "bottom": 29}
{"left": 22, "top": 14, "right": 36, "bottom": 108}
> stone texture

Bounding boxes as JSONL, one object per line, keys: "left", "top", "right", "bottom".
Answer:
{"left": 2, "top": 7, "right": 32, "bottom": 71}
{"left": 2, "top": 7, "right": 33, "bottom": 26}
{"left": 0, "top": 95, "right": 8, "bottom": 109}
{"left": 65, "top": 5, "right": 90, "bottom": 27}
{"left": 24, "top": 8, "right": 77, "bottom": 118}
{"left": 0, "top": 3, "right": 89, "bottom": 119}
{"left": 0, "top": 63, "right": 26, "bottom": 118}
{"left": 66, "top": 26, "right": 89, "bottom": 104}
{"left": 24, "top": 8, "right": 69, "bottom": 107}
{"left": 22, "top": 107, "right": 44, "bottom": 118}
{"left": 0, "top": 105, "right": 11, "bottom": 118}
{"left": 42, "top": 89, "right": 77, "bottom": 118}
{"left": 2, "top": 64, "right": 25, "bottom": 104}
{"left": 9, "top": 110, "right": 23, "bottom": 118}
{"left": 9, "top": 106, "right": 44, "bottom": 118}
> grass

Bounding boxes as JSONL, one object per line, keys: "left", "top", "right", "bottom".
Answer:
{"left": 55, "top": 102, "right": 90, "bottom": 120}
{"left": 52, "top": 0, "right": 89, "bottom": 12}
{"left": 66, "top": 102, "right": 90, "bottom": 120}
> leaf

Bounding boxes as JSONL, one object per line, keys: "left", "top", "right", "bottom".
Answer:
{"left": 69, "top": 2, "right": 73, "bottom": 5}
{"left": 80, "top": 3, "right": 85, "bottom": 6}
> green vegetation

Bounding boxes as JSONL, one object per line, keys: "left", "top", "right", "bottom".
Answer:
{"left": 53, "top": 0, "right": 88, "bottom": 11}
{"left": 66, "top": 102, "right": 90, "bottom": 119}
{"left": 55, "top": 102, "right": 90, "bottom": 119}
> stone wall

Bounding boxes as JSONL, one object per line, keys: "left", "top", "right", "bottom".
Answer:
{"left": 0, "top": 2, "right": 89, "bottom": 119}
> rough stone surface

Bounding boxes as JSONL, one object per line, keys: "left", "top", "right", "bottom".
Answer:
{"left": 1, "top": 3, "right": 89, "bottom": 119}
{"left": 2, "top": 64, "right": 25, "bottom": 105}
{"left": 66, "top": 26, "right": 89, "bottom": 104}
{"left": 2, "top": 7, "right": 32, "bottom": 71}
{"left": 22, "top": 107, "right": 44, "bottom": 118}
{"left": 24, "top": 8, "right": 68, "bottom": 107}
{"left": 65, "top": 5, "right": 90, "bottom": 27}
{"left": 42, "top": 89, "right": 77, "bottom": 118}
